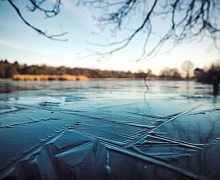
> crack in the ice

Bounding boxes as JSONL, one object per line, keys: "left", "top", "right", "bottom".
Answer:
{"left": 123, "top": 106, "right": 201, "bottom": 148}
{"left": 0, "top": 117, "right": 60, "bottom": 128}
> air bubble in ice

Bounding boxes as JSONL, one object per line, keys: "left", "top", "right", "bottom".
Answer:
{"left": 105, "top": 165, "right": 111, "bottom": 174}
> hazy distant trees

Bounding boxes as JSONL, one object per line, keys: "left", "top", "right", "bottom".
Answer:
{"left": 159, "top": 67, "right": 182, "bottom": 79}
{"left": 0, "top": 59, "right": 154, "bottom": 79}
{"left": 1, "top": 59, "right": 219, "bottom": 82}
{"left": 196, "top": 60, "right": 220, "bottom": 83}
{"left": 3, "top": 0, "right": 220, "bottom": 59}
{"left": 0, "top": 59, "right": 18, "bottom": 78}
{"left": 194, "top": 68, "right": 204, "bottom": 77}
{"left": 181, "top": 60, "right": 194, "bottom": 79}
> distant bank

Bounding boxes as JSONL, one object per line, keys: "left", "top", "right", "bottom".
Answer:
{"left": 0, "top": 76, "right": 186, "bottom": 81}
{"left": 1, "top": 59, "right": 219, "bottom": 83}
{"left": 12, "top": 74, "right": 89, "bottom": 81}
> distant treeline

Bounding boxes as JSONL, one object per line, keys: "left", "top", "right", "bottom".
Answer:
{"left": 194, "top": 61, "right": 220, "bottom": 83}
{"left": 0, "top": 59, "right": 220, "bottom": 83}
{"left": 0, "top": 59, "right": 157, "bottom": 79}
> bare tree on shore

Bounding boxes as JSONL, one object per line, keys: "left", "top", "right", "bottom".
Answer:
{"left": 181, "top": 60, "right": 194, "bottom": 79}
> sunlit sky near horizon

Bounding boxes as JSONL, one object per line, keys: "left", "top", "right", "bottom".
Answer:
{"left": 0, "top": 0, "right": 219, "bottom": 75}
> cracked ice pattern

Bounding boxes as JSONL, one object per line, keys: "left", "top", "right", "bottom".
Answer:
{"left": 0, "top": 80, "right": 219, "bottom": 179}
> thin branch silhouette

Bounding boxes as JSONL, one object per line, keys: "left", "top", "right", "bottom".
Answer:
{"left": 82, "top": 0, "right": 220, "bottom": 61}
{"left": 8, "top": 0, "right": 67, "bottom": 41}
{"left": 5, "top": 0, "right": 220, "bottom": 57}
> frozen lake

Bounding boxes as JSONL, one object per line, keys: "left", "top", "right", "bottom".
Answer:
{"left": 0, "top": 80, "right": 219, "bottom": 179}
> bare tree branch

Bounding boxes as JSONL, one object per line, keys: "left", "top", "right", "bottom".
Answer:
{"left": 82, "top": 0, "right": 220, "bottom": 61}
{"left": 82, "top": 0, "right": 159, "bottom": 60}
{"left": 3, "top": 0, "right": 220, "bottom": 58}
{"left": 28, "top": 0, "right": 61, "bottom": 17}
{"left": 7, "top": 0, "right": 67, "bottom": 41}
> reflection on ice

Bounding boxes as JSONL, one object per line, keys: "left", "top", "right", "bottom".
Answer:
{"left": 0, "top": 80, "right": 219, "bottom": 179}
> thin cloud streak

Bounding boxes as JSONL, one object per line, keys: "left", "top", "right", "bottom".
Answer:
{"left": 0, "top": 39, "right": 25, "bottom": 50}
{"left": 0, "top": 39, "right": 56, "bottom": 56}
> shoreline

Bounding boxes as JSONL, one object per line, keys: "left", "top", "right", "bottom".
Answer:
{"left": 0, "top": 77, "right": 192, "bottom": 82}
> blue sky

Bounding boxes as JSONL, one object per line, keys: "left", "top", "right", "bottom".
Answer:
{"left": 0, "top": 0, "right": 219, "bottom": 75}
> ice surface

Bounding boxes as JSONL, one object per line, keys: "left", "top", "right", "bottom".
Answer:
{"left": 0, "top": 103, "right": 17, "bottom": 114}
{"left": 0, "top": 80, "right": 219, "bottom": 179}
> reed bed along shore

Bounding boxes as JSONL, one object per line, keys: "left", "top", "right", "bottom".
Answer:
{"left": 13, "top": 74, "right": 89, "bottom": 81}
